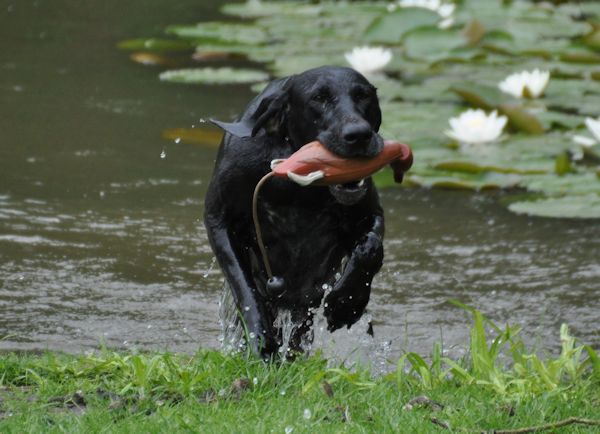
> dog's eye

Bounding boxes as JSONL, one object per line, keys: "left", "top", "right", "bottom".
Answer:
{"left": 312, "top": 90, "right": 330, "bottom": 103}
{"left": 352, "top": 87, "right": 371, "bottom": 101}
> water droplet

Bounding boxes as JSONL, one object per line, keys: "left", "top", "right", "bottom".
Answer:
{"left": 280, "top": 389, "right": 286, "bottom": 396}
{"left": 284, "top": 426, "right": 293, "bottom": 434}
{"left": 348, "top": 295, "right": 353, "bottom": 300}
{"left": 147, "top": 324, "right": 152, "bottom": 329}
{"left": 303, "top": 408, "right": 312, "bottom": 420}
{"left": 249, "top": 332, "right": 256, "bottom": 339}
{"left": 321, "top": 283, "right": 329, "bottom": 290}
{"left": 99, "top": 191, "right": 105, "bottom": 198}
{"left": 253, "top": 377, "right": 258, "bottom": 385}
{"left": 160, "top": 149, "right": 166, "bottom": 159}
{"left": 244, "top": 306, "right": 250, "bottom": 311}
{"left": 174, "top": 137, "right": 181, "bottom": 144}
{"left": 324, "top": 303, "right": 328, "bottom": 307}
{"left": 199, "top": 118, "right": 206, "bottom": 123}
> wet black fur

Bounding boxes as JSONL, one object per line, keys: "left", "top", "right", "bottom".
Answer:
{"left": 204, "top": 66, "right": 385, "bottom": 359}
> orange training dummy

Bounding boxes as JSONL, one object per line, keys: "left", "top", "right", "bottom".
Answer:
{"left": 270, "top": 140, "right": 413, "bottom": 186}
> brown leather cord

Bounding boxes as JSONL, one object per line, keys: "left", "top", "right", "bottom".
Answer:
{"left": 252, "top": 172, "right": 275, "bottom": 279}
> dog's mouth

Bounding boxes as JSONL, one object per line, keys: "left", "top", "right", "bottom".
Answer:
{"left": 329, "top": 178, "right": 368, "bottom": 205}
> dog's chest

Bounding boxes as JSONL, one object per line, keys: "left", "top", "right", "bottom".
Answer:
{"left": 261, "top": 201, "right": 339, "bottom": 245}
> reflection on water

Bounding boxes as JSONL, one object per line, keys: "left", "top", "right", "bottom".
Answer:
{"left": 0, "top": 0, "right": 598, "bottom": 359}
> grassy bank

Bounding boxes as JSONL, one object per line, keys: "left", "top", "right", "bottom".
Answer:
{"left": 1, "top": 311, "right": 598, "bottom": 433}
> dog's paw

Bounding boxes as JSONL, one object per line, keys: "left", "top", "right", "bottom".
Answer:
{"left": 323, "top": 288, "right": 369, "bottom": 332}
{"left": 248, "top": 327, "right": 279, "bottom": 361}
{"left": 354, "top": 231, "right": 383, "bottom": 271}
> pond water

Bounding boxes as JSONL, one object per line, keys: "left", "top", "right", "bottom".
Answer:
{"left": 1, "top": 0, "right": 598, "bottom": 360}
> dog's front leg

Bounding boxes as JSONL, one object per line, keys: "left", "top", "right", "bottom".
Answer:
{"left": 324, "top": 212, "right": 384, "bottom": 332}
{"left": 205, "top": 218, "right": 278, "bottom": 359}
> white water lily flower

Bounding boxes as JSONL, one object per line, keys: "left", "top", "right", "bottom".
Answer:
{"left": 498, "top": 69, "right": 550, "bottom": 99}
{"left": 585, "top": 116, "right": 600, "bottom": 142}
{"left": 344, "top": 46, "right": 392, "bottom": 76}
{"left": 572, "top": 116, "right": 600, "bottom": 149}
{"left": 573, "top": 135, "right": 597, "bottom": 148}
{"left": 445, "top": 109, "right": 508, "bottom": 145}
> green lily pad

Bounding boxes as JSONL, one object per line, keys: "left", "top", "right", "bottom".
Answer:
{"left": 403, "top": 27, "right": 469, "bottom": 62}
{"left": 536, "top": 110, "right": 583, "bottom": 130}
{"left": 508, "top": 194, "right": 600, "bottom": 219}
{"left": 117, "top": 38, "right": 194, "bottom": 52}
{"left": 221, "top": 1, "right": 323, "bottom": 18}
{"left": 124, "top": 0, "right": 600, "bottom": 219}
{"left": 161, "top": 127, "right": 222, "bottom": 147}
{"left": 364, "top": 8, "right": 440, "bottom": 44}
{"left": 159, "top": 67, "right": 269, "bottom": 85}
{"left": 407, "top": 169, "right": 522, "bottom": 190}
{"left": 521, "top": 172, "right": 600, "bottom": 196}
{"left": 166, "top": 22, "right": 268, "bottom": 45}
{"left": 498, "top": 104, "right": 545, "bottom": 135}
{"left": 450, "top": 84, "right": 503, "bottom": 110}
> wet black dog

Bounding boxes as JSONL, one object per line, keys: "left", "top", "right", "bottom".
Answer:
{"left": 205, "top": 66, "right": 385, "bottom": 359}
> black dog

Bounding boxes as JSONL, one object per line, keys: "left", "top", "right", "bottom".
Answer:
{"left": 205, "top": 66, "right": 385, "bottom": 359}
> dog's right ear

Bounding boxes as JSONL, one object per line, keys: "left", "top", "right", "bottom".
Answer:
{"left": 210, "top": 77, "right": 293, "bottom": 138}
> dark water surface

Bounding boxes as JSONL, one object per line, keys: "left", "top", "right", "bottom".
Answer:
{"left": 1, "top": 0, "right": 598, "bottom": 358}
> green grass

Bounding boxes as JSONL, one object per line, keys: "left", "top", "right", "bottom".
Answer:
{"left": 1, "top": 309, "right": 598, "bottom": 433}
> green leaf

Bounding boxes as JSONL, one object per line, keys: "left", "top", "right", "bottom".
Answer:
{"left": 166, "top": 22, "right": 267, "bottom": 45}
{"left": 521, "top": 172, "right": 600, "bottom": 196}
{"left": 403, "top": 27, "right": 468, "bottom": 61}
{"left": 450, "top": 84, "right": 503, "bottom": 110}
{"left": 221, "top": 1, "right": 323, "bottom": 18}
{"left": 498, "top": 104, "right": 545, "bottom": 135}
{"left": 560, "top": 50, "right": 600, "bottom": 64}
{"left": 364, "top": 8, "right": 440, "bottom": 44}
{"left": 161, "top": 127, "right": 222, "bottom": 147}
{"left": 462, "top": 19, "right": 486, "bottom": 47}
{"left": 117, "top": 38, "right": 194, "bottom": 52}
{"left": 581, "top": 25, "right": 600, "bottom": 50}
{"left": 159, "top": 67, "right": 269, "bottom": 85}
{"left": 434, "top": 161, "right": 543, "bottom": 175}
{"left": 554, "top": 152, "right": 575, "bottom": 176}
{"left": 507, "top": 194, "right": 600, "bottom": 219}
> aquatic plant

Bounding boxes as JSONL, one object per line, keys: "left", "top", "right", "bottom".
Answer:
{"left": 118, "top": 0, "right": 600, "bottom": 218}
{"left": 444, "top": 109, "right": 507, "bottom": 146}
{"left": 498, "top": 69, "right": 550, "bottom": 99}
{"left": 344, "top": 46, "right": 392, "bottom": 77}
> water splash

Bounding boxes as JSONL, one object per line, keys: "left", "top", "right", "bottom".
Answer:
{"left": 160, "top": 149, "right": 166, "bottom": 159}
{"left": 218, "top": 283, "right": 245, "bottom": 354}
{"left": 217, "top": 280, "right": 396, "bottom": 373}
{"left": 202, "top": 256, "right": 217, "bottom": 278}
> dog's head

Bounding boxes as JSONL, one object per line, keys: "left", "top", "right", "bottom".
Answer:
{"left": 213, "top": 66, "right": 384, "bottom": 204}
{"left": 214, "top": 66, "right": 384, "bottom": 158}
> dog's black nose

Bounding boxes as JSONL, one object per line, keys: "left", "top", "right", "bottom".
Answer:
{"left": 342, "top": 122, "right": 372, "bottom": 146}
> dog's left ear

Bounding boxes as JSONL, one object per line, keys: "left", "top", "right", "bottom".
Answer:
{"left": 211, "top": 77, "right": 293, "bottom": 138}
